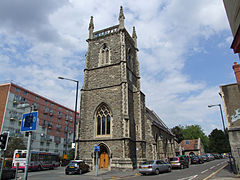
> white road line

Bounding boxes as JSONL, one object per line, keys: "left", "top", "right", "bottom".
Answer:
{"left": 189, "top": 175, "right": 198, "bottom": 180}
{"left": 210, "top": 166, "right": 216, "bottom": 169}
{"left": 177, "top": 175, "right": 198, "bottom": 180}
{"left": 201, "top": 169, "right": 209, "bottom": 174}
{"left": 217, "top": 163, "right": 220, "bottom": 166}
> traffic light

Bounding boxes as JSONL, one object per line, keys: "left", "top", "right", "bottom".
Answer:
{"left": 0, "top": 132, "right": 9, "bottom": 150}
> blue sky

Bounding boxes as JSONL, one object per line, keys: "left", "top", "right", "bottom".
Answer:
{"left": 0, "top": 0, "right": 238, "bottom": 135}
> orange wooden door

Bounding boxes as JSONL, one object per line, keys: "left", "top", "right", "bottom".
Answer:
{"left": 99, "top": 152, "right": 109, "bottom": 168}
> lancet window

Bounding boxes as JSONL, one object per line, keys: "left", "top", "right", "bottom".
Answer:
{"left": 96, "top": 104, "right": 111, "bottom": 136}
{"left": 99, "top": 43, "right": 111, "bottom": 66}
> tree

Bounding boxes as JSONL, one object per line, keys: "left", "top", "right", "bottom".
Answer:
{"left": 5, "top": 137, "right": 26, "bottom": 158}
{"left": 171, "top": 126, "right": 184, "bottom": 143}
{"left": 208, "top": 128, "right": 230, "bottom": 153}
{"left": 180, "top": 125, "right": 209, "bottom": 152}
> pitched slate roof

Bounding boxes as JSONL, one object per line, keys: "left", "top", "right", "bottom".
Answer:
{"left": 146, "top": 107, "right": 174, "bottom": 136}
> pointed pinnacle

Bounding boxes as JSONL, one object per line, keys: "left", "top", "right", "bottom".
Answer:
{"left": 89, "top": 16, "right": 94, "bottom": 30}
{"left": 119, "top": 6, "right": 125, "bottom": 20}
{"left": 132, "top": 26, "right": 137, "bottom": 38}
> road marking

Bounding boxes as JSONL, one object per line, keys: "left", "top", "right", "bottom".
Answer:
{"left": 189, "top": 175, "right": 198, "bottom": 180}
{"left": 210, "top": 166, "right": 215, "bottom": 169}
{"left": 216, "top": 163, "right": 220, "bottom": 166}
{"left": 201, "top": 169, "right": 208, "bottom": 174}
{"left": 203, "top": 163, "right": 227, "bottom": 180}
{"left": 177, "top": 175, "right": 198, "bottom": 180}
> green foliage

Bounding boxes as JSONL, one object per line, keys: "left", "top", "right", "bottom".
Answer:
{"left": 171, "top": 126, "right": 184, "bottom": 143}
{"left": 5, "top": 137, "right": 26, "bottom": 158}
{"left": 208, "top": 128, "right": 230, "bottom": 153}
{"left": 67, "top": 149, "right": 74, "bottom": 160}
{"left": 179, "top": 125, "right": 209, "bottom": 152}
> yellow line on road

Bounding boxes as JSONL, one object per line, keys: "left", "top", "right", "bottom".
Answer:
{"left": 203, "top": 163, "right": 227, "bottom": 180}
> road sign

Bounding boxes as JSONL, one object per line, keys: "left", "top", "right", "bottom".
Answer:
{"left": 21, "top": 112, "right": 38, "bottom": 132}
{"left": 94, "top": 146, "right": 100, "bottom": 152}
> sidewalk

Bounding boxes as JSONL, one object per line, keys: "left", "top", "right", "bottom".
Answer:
{"left": 208, "top": 163, "right": 240, "bottom": 180}
{"left": 84, "top": 169, "right": 139, "bottom": 180}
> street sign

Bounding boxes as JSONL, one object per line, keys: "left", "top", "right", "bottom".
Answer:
{"left": 94, "top": 146, "right": 100, "bottom": 152}
{"left": 21, "top": 112, "right": 38, "bottom": 132}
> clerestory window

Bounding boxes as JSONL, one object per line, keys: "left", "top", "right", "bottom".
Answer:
{"left": 96, "top": 104, "right": 111, "bottom": 136}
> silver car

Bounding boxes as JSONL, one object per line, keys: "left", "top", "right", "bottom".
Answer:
{"left": 139, "top": 160, "right": 172, "bottom": 175}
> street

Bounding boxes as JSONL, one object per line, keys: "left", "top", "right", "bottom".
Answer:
{"left": 16, "top": 159, "right": 228, "bottom": 180}
{"left": 130, "top": 159, "right": 227, "bottom": 180}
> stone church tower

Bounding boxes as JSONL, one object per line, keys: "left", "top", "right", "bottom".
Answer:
{"left": 77, "top": 7, "right": 147, "bottom": 169}
{"left": 77, "top": 6, "right": 178, "bottom": 170}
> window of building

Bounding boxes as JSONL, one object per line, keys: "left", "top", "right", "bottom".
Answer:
{"left": 35, "top": 96, "right": 39, "bottom": 100}
{"left": 24, "top": 91, "right": 28, "bottom": 95}
{"left": 128, "top": 70, "right": 132, "bottom": 82}
{"left": 45, "top": 100, "right": 48, "bottom": 104}
{"left": 16, "top": 87, "right": 20, "bottom": 92}
{"left": 96, "top": 104, "right": 111, "bottom": 136}
{"left": 185, "top": 140, "right": 190, "bottom": 145}
{"left": 99, "top": 43, "right": 111, "bottom": 66}
{"left": 127, "top": 48, "right": 132, "bottom": 67}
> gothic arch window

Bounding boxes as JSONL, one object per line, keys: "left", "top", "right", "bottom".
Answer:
{"left": 99, "top": 43, "right": 111, "bottom": 66}
{"left": 96, "top": 104, "right": 111, "bottom": 136}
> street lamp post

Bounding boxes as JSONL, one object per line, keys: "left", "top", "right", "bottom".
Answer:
{"left": 208, "top": 104, "right": 226, "bottom": 134}
{"left": 208, "top": 103, "right": 235, "bottom": 172}
{"left": 58, "top": 76, "right": 79, "bottom": 160}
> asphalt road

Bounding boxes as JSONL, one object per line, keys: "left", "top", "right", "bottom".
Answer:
{"left": 130, "top": 159, "right": 228, "bottom": 180}
{"left": 16, "top": 159, "right": 228, "bottom": 180}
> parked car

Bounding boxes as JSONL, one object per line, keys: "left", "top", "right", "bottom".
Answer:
{"left": 191, "top": 156, "right": 204, "bottom": 164}
{"left": 201, "top": 155, "right": 209, "bottom": 162}
{"left": 139, "top": 160, "right": 172, "bottom": 175}
{"left": 205, "top": 154, "right": 215, "bottom": 161}
{"left": 0, "top": 163, "right": 16, "bottom": 180}
{"left": 169, "top": 156, "right": 189, "bottom": 169}
{"left": 213, "top": 154, "right": 223, "bottom": 159}
{"left": 65, "top": 160, "right": 89, "bottom": 175}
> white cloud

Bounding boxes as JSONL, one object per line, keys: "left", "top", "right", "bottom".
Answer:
{"left": 0, "top": 0, "right": 233, "bottom": 135}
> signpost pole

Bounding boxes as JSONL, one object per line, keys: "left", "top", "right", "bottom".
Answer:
{"left": 24, "top": 131, "right": 32, "bottom": 180}
{"left": 96, "top": 151, "right": 98, "bottom": 177}
{"left": 21, "top": 107, "right": 38, "bottom": 180}
{"left": 0, "top": 150, "right": 6, "bottom": 180}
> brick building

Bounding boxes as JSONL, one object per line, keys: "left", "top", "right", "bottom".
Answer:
{"left": 180, "top": 138, "right": 205, "bottom": 156}
{"left": 0, "top": 82, "right": 78, "bottom": 156}
{"left": 76, "top": 7, "right": 178, "bottom": 170}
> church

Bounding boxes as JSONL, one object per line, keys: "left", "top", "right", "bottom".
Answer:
{"left": 76, "top": 6, "right": 180, "bottom": 170}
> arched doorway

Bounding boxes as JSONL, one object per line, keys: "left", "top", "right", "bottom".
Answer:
{"left": 99, "top": 144, "right": 109, "bottom": 169}
{"left": 189, "top": 152, "right": 195, "bottom": 156}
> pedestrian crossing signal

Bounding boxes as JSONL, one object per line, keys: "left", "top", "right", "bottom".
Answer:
{"left": 0, "top": 132, "right": 9, "bottom": 150}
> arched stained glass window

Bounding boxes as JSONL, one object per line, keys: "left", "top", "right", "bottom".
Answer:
{"left": 96, "top": 104, "right": 111, "bottom": 136}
